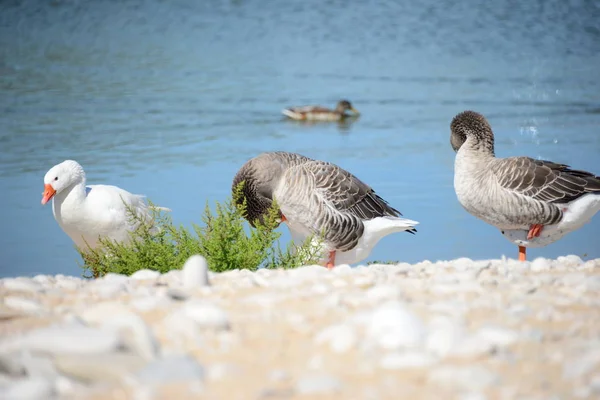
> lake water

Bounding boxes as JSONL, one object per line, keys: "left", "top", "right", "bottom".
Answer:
{"left": 1, "top": 0, "right": 599, "bottom": 278}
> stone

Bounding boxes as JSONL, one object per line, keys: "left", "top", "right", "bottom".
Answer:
{"left": 428, "top": 366, "right": 499, "bottom": 391}
{"left": 314, "top": 324, "right": 357, "bottom": 354}
{"left": 380, "top": 351, "right": 436, "bottom": 369}
{"left": 3, "top": 296, "right": 45, "bottom": 314}
{"left": 367, "top": 301, "right": 425, "bottom": 350}
{"left": 2, "top": 278, "right": 42, "bottom": 293}
{"left": 182, "top": 255, "right": 210, "bottom": 289}
{"left": 295, "top": 374, "right": 342, "bottom": 394}
{"left": 55, "top": 353, "right": 147, "bottom": 384}
{"left": 183, "top": 301, "right": 230, "bottom": 331}
{"left": 0, "top": 324, "right": 122, "bottom": 355}
{"left": 1, "top": 377, "right": 55, "bottom": 399}
{"left": 130, "top": 269, "right": 161, "bottom": 280}
{"left": 135, "top": 355, "right": 205, "bottom": 384}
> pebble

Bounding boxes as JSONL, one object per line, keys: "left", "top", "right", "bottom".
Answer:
{"left": 428, "top": 366, "right": 499, "bottom": 391}
{"left": 295, "top": 374, "right": 342, "bottom": 394}
{"left": 135, "top": 355, "right": 206, "bottom": 384}
{"left": 54, "top": 353, "right": 147, "bottom": 384}
{"left": 367, "top": 301, "right": 424, "bottom": 350}
{"left": 365, "top": 285, "right": 402, "bottom": 302}
{"left": 81, "top": 304, "right": 159, "bottom": 361}
{"left": 562, "top": 349, "right": 600, "bottom": 379}
{"left": 380, "top": 351, "right": 436, "bottom": 369}
{"left": 130, "top": 269, "right": 161, "bottom": 280}
{"left": 3, "top": 296, "right": 45, "bottom": 314}
{"left": 314, "top": 324, "right": 357, "bottom": 354}
{"left": 54, "top": 277, "right": 81, "bottom": 291}
{"left": 2, "top": 278, "right": 42, "bottom": 293}
{"left": 0, "top": 324, "right": 122, "bottom": 355}
{"left": 427, "top": 319, "right": 466, "bottom": 357}
{"left": 182, "top": 255, "right": 210, "bottom": 289}
{"left": 530, "top": 258, "right": 552, "bottom": 272}
{"left": 1, "top": 376, "right": 55, "bottom": 399}
{"left": 182, "top": 301, "right": 230, "bottom": 331}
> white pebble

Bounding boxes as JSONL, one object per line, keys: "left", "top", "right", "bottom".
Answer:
{"left": 365, "top": 285, "right": 402, "bottom": 303}
{"left": 295, "top": 374, "right": 342, "bottom": 394}
{"left": 332, "top": 264, "right": 352, "bottom": 274}
{"left": 426, "top": 319, "right": 466, "bottom": 357}
{"left": 428, "top": 366, "right": 498, "bottom": 391}
{"left": 0, "top": 324, "right": 122, "bottom": 355}
{"left": 530, "top": 257, "right": 551, "bottom": 272}
{"left": 2, "top": 377, "right": 55, "bottom": 399}
{"left": 54, "top": 353, "right": 147, "bottom": 384}
{"left": 183, "top": 301, "right": 230, "bottom": 330}
{"left": 131, "top": 269, "right": 161, "bottom": 280}
{"left": 102, "top": 273, "right": 130, "bottom": 283}
{"left": 2, "top": 278, "right": 42, "bottom": 293}
{"left": 182, "top": 255, "right": 210, "bottom": 289}
{"left": 3, "top": 296, "right": 44, "bottom": 314}
{"left": 89, "top": 281, "right": 128, "bottom": 298}
{"left": 563, "top": 349, "right": 600, "bottom": 379}
{"left": 207, "top": 363, "right": 243, "bottom": 381}
{"left": 135, "top": 355, "right": 205, "bottom": 384}
{"left": 54, "top": 277, "right": 81, "bottom": 291}
{"left": 367, "top": 301, "right": 424, "bottom": 350}
{"left": 380, "top": 351, "right": 436, "bottom": 369}
{"left": 476, "top": 326, "right": 519, "bottom": 348}
{"left": 315, "top": 324, "right": 357, "bottom": 354}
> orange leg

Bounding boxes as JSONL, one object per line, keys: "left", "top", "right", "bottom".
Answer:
{"left": 527, "top": 224, "right": 543, "bottom": 240}
{"left": 518, "top": 246, "right": 527, "bottom": 262}
{"left": 325, "top": 250, "right": 336, "bottom": 269}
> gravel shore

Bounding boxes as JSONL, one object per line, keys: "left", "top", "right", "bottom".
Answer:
{"left": 1, "top": 255, "right": 600, "bottom": 400}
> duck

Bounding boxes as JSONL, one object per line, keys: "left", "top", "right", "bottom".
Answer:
{"left": 231, "top": 151, "right": 418, "bottom": 268}
{"left": 281, "top": 99, "right": 360, "bottom": 121}
{"left": 450, "top": 110, "right": 600, "bottom": 261}
{"left": 41, "top": 160, "right": 170, "bottom": 252}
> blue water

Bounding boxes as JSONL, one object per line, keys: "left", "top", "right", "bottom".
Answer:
{"left": 1, "top": 0, "right": 599, "bottom": 277}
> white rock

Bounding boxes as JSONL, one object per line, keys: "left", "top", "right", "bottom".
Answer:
{"left": 426, "top": 319, "right": 466, "bottom": 357}
{"left": 269, "top": 369, "right": 291, "bottom": 382}
{"left": 380, "top": 351, "right": 436, "bottom": 369}
{"left": 333, "top": 264, "right": 352, "bottom": 274}
{"left": 563, "top": 349, "right": 600, "bottom": 379}
{"left": 135, "top": 355, "right": 205, "bottom": 384}
{"left": 3, "top": 296, "right": 44, "bottom": 314}
{"left": 452, "top": 257, "right": 474, "bottom": 271}
{"left": 54, "top": 277, "right": 81, "bottom": 291}
{"left": 15, "top": 351, "right": 60, "bottom": 380}
{"left": 80, "top": 303, "right": 160, "bottom": 361}
{"left": 252, "top": 274, "right": 270, "bottom": 288}
{"left": 428, "top": 366, "right": 498, "bottom": 391}
{"left": 476, "top": 326, "right": 519, "bottom": 348}
{"left": 295, "top": 374, "right": 342, "bottom": 394}
{"left": 207, "top": 363, "right": 243, "bottom": 381}
{"left": 89, "top": 281, "right": 128, "bottom": 298}
{"left": 530, "top": 258, "right": 551, "bottom": 272}
{"left": 0, "top": 324, "right": 122, "bottom": 355}
{"left": 1, "top": 377, "right": 55, "bottom": 399}
{"left": 102, "top": 273, "right": 130, "bottom": 283}
{"left": 183, "top": 301, "right": 230, "bottom": 330}
{"left": 32, "top": 275, "right": 55, "bottom": 285}
{"left": 131, "top": 269, "right": 161, "bottom": 280}
{"left": 365, "top": 285, "right": 402, "bottom": 303}
{"left": 315, "top": 324, "right": 357, "bottom": 354}
{"left": 2, "top": 278, "right": 42, "bottom": 293}
{"left": 130, "top": 296, "right": 170, "bottom": 312}
{"left": 367, "top": 301, "right": 424, "bottom": 350}
{"left": 182, "top": 255, "right": 210, "bottom": 289}
{"left": 54, "top": 353, "right": 147, "bottom": 384}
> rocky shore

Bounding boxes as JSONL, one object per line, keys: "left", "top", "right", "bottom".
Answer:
{"left": 1, "top": 255, "right": 600, "bottom": 399}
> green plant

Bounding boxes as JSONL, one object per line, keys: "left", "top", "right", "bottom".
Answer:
{"left": 77, "top": 183, "right": 323, "bottom": 278}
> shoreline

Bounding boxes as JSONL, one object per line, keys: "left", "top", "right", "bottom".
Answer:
{"left": 1, "top": 255, "right": 600, "bottom": 399}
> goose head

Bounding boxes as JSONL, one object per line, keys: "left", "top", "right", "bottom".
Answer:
{"left": 450, "top": 110, "right": 495, "bottom": 154}
{"left": 41, "top": 160, "right": 86, "bottom": 205}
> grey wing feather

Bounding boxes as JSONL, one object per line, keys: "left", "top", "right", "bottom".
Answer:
{"left": 494, "top": 157, "right": 600, "bottom": 204}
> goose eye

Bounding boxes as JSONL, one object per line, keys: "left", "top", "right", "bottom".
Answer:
{"left": 54, "top": 177, "right": 58, "bottom": 181}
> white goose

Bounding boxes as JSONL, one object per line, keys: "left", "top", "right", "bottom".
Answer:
{"left": 450, "top": 110, "right": 600, "bottom": 261}
{"left": 41, "top": 160, "right": 170, "bottom": 251}
{"left": 231, "top": 151, "right": 419, "bottom": 268}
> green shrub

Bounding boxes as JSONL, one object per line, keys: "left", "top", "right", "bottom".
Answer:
{"left": 77, "top": 183, "right": 323, "bottom": 278}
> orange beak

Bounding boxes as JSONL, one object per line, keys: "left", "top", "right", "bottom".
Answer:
{"left": 41, "top": 184, "right": 56, "bottom": 205}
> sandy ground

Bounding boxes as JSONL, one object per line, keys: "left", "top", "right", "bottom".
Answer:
{"left": 1, "top": 255, "right": 600, "bottom": 400}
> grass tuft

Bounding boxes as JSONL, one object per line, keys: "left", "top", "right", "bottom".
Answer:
{"left": 77, "top": 182, "right": 323, "bottom": 278}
